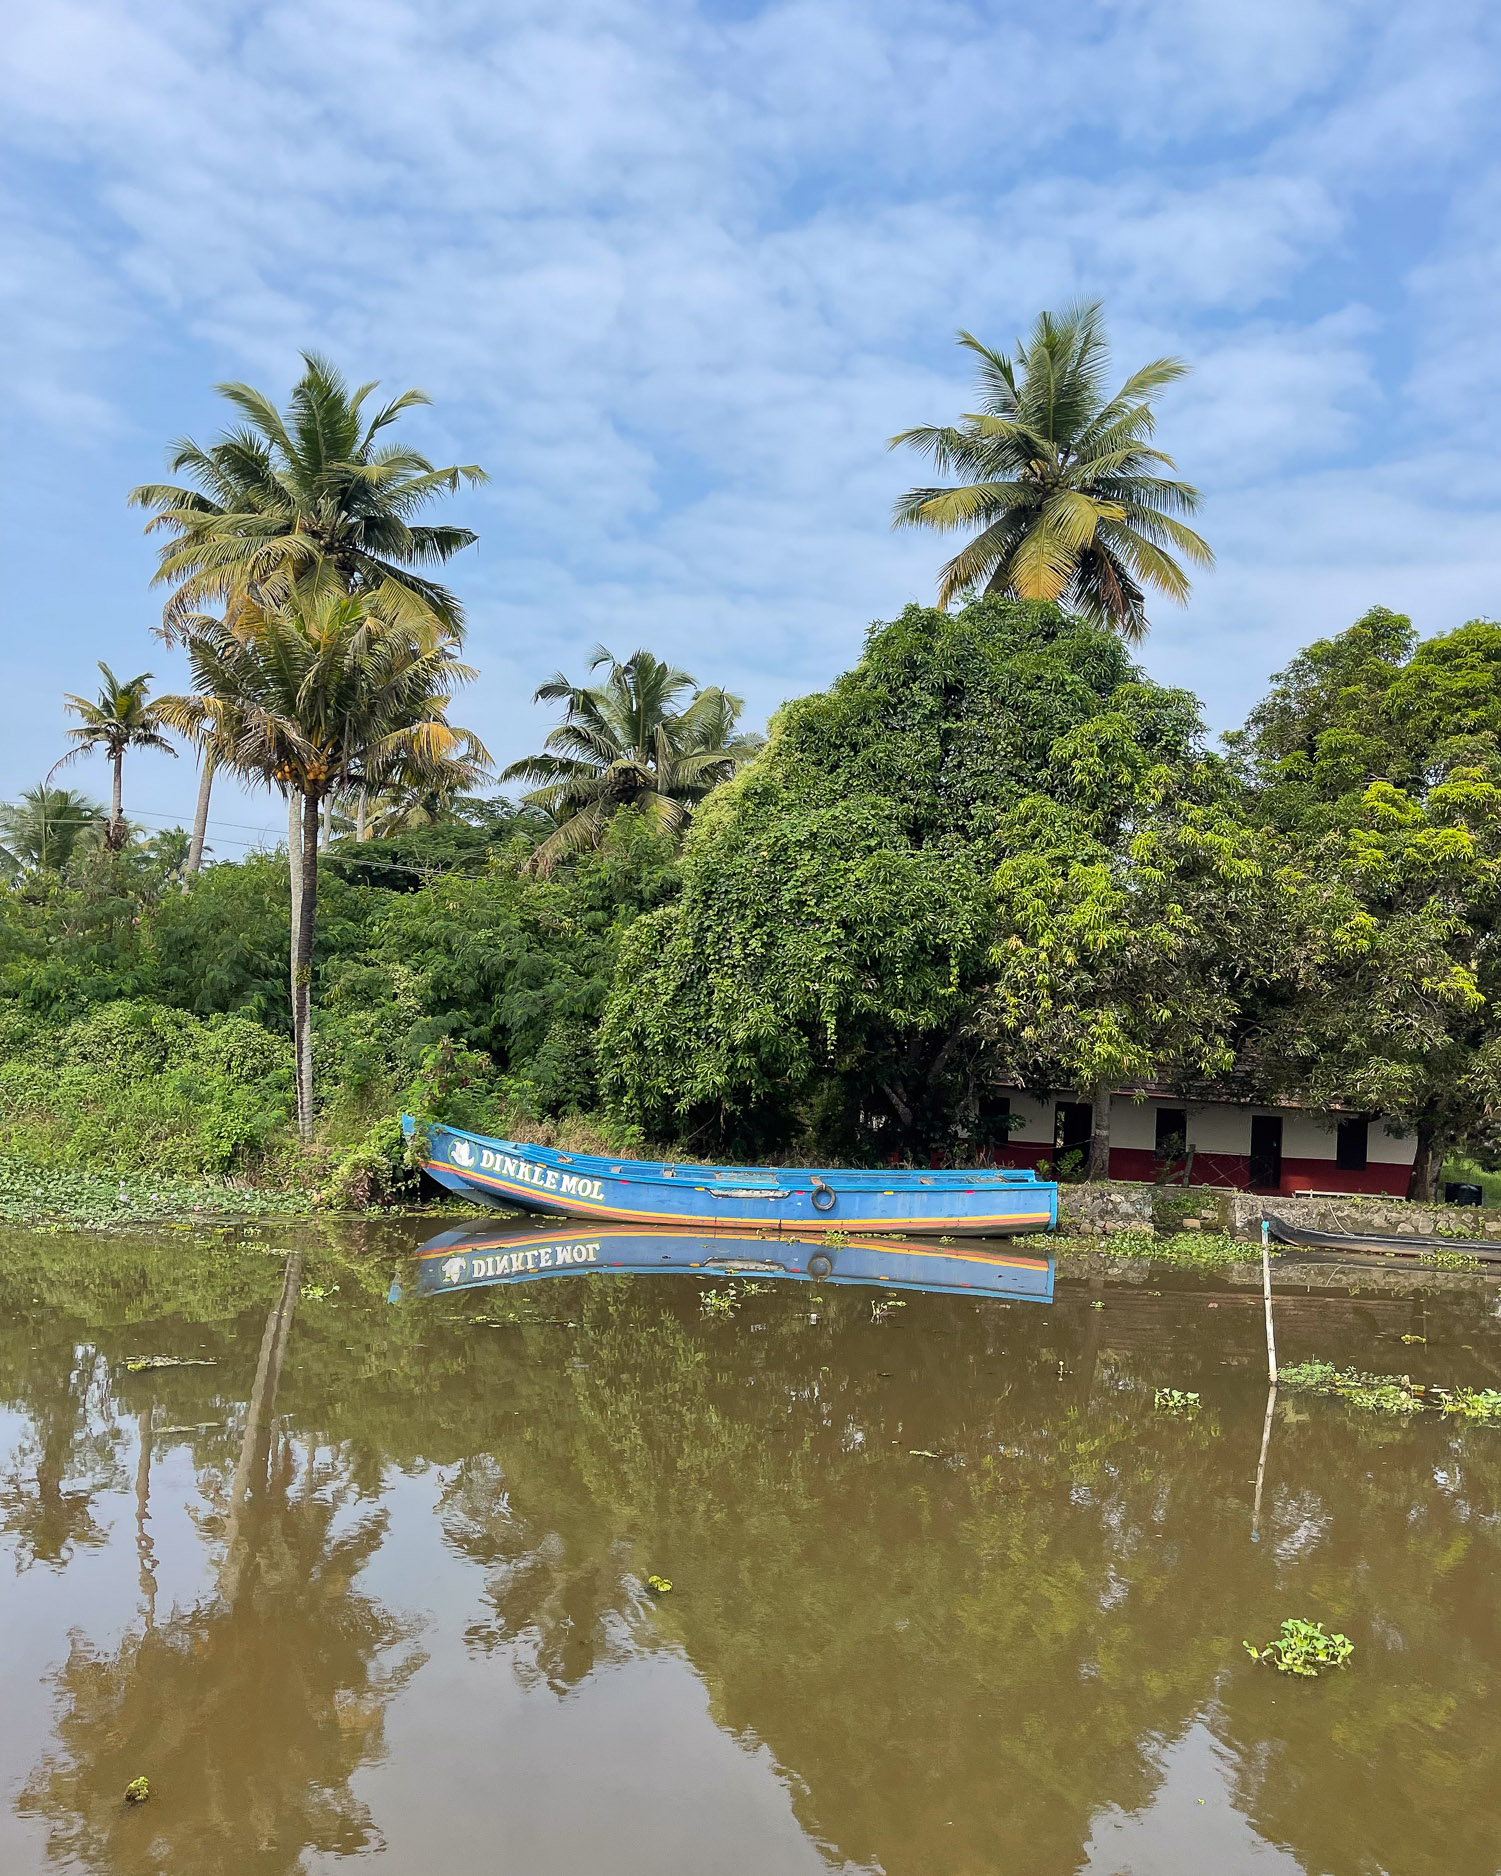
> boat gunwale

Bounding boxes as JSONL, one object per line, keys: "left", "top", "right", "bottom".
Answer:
{"left": 409, "top": 1119, "right": 1052, "bottom": 1195}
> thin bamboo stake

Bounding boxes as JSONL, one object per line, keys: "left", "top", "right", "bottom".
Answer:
{"left": 1251, "top": 1381, "right": 1277, "bottom": 1545}
{"left": 1260, "top": 1216, "right": 1278, "bottom": 1384}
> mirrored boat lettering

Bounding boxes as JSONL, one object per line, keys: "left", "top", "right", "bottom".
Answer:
{"left": 447, "top": 1242, "right": 602, "bottom": 1281}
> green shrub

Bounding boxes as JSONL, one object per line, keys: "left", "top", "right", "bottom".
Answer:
{"left": 0, "top": 997, "right": 294, "bottom": 1177}
{"left": 324, "top": 1116, "right": 417, "bottom": 1210}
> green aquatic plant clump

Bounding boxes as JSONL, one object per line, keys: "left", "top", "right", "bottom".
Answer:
{"left": 1427, "top": 1250, "right": 1483, "bottom": 1273}
{"left": 1279, "top": 1360, "right": 1424, "bottom": 1415}
{"left": 0, "top": 1157, "right": 314, "bottom": 1226}
{"left": 1153, "top": 1388, "right": 1200, "bottom": 1415}
{"left": 1441, "top": 1388, "right": 1501, "bottom": 1423}
{"left": 1280, "top": 1360, "right": 1501, "bottom": 1423}
{"left": 1061, "top": 1229, "right": 1251, "bottom": 1270}
{"left": 1245, "top": 1619, "right": 1354, "bottom": 1677}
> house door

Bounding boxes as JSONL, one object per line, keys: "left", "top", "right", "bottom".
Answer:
{"left": 1249, "top": 1115, "right": 1283, "bottom": 1190}
{"left": 1055, "top": 1101, "right": 1092, "bottom": 1178}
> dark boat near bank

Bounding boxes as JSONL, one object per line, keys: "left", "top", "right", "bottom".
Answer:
{"left": 411, "top": 1220, "right": 1055, "bottom": 1303}
{"left": 404, "top": 1118, "right": 1058, "bottom": 1238}
{"left": 1266, "top": 1216, "right": 1501, "bottom": 1264}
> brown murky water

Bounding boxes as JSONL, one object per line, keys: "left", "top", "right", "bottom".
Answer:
{"left": 3, "top": 1219, "right": 1501, "bottom": 1875}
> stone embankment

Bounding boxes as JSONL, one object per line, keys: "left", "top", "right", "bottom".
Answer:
{"left": 1057, "top": 1182, "right": 1501, "bottom": 1242}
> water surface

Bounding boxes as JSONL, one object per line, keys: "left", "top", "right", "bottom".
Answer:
{"left": 2, "top": 1219, "right": 1500, "bottom": 1874}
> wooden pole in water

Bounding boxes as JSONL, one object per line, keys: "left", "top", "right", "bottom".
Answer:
{"left": 1251, "top": 1380, "right": 1276, "bottom": 1545}
{"left": 1260, "top": 1217, "right": 1278, "bottom": 1384}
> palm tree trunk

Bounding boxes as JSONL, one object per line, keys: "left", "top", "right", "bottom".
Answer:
{"left": 109, "top": 748, "right": 125, "bottom": 850}
{"left": 1086, "top": 1077, "right": 1112, "bottom": 1181}
{"left": 292, "top": 791, "right": 320, "bottom": 1142}
{"left": 220, "top": 1251, "right": 303, "bottom": 1604}
{"left": 135, "top": 1408, "right": 158, "bottom": 1629}
{"left": 356, "top": 788, "right": 368, "bottom": 842}
{"left": 288, "top": 791, "right": 302, "bottom": 1026}
{"left": 184, "top": 752, "right": 215, "bottom": 883}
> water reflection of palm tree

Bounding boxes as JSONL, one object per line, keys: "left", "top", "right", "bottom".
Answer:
{"left": 440, "top": 1454, "right": 641, "bottom": 1693}
{"left": 134, "top": 1408, "right": 158, "bottom": 1628}
{"left": 19, "top": 1256, "right": 425, "bottom": 1875}
{"left": 0, "top": 1346, "right": 122, "bottom": 1571}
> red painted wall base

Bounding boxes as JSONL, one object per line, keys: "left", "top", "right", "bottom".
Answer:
{"left": 980, "top": 1141, "right": 1411, "bottom": 1198}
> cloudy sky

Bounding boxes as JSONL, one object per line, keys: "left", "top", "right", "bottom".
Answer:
{"left": 3, "top": 0, "right": 1499, "bottom": 850}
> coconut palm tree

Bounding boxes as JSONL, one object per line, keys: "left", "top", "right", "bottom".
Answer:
{"left": 129, "top": 352, "right": 488, "bottom": 632}
{"left": 500, "top": 647, "right": 762, "bottom": 876}
{"left": 338, "top": 774, "right": 492, "bottom": 842}
{"left": 0, "top": 787, "right": 107, "bottom": 876}
{"left": 130, "top": 353, "right": 487, "bottom": 858}
{"left": 60, "top": 665, "right": 176, "bottom": 849}
{"left": 157, "top": 591, "right": 488, "bottom": 1139}
{"left": 890, "top": 302, "right": 1212, "bottom": 640}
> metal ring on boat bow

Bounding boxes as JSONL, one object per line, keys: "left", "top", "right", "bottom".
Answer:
{"left": 810, "top": 1177, "right": 837, "bottom": 1212}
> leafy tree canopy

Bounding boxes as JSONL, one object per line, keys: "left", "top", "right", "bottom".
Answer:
{"left": 1229, "top": 608, "right": 1501, "bottom": 1192}
{"left": 1231, "top": 607, "right": 1501, "bottom": 833}
{"left": 600, "top": 598, "right": 1208, "bottom": 1156}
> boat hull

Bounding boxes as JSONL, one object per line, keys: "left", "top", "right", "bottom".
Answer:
{"left": 406, "top": 1119, "right": 1057, "bottom": 1237}
{"left": 413, "top": 1221, "right": 1055, "bottom": 1302}
{"left": 1267, "top": 1217, "right": 1501, "bottom": 1263}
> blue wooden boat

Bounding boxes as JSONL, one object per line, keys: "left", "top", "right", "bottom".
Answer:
{"left": 403, "top": 1118, "right": 1057, "bottom": 1238}
{"left": 410, "top": 1221, "right": 1055, "bottom": 1303}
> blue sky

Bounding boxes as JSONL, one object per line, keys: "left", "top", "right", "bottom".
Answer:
{"left": 3, "top": 0, "right": 1499, "bottom": 853}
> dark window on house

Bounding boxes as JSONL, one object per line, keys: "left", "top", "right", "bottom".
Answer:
{"left": 1154, "top": 1108, "right": 1188, "bottom": 1162}
{"left": 1249, "top": 1115, "right": 1283, "bottom": 1190}
{"left": 1055, "top": 1101, "right": 1092, "bottom": 1161}
{"left": 977, "top": 1091, "right": 1011, "bottom": 1145}
{"left": 1336, "top": 1117, "right": 1369, "bottom": 1171}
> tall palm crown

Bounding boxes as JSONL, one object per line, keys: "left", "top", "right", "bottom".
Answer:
{"left": 501, "top": 647, "right": 762, "bottom": 876}
{"left": 129, "top": 353, "right": 487, "bottom": 633}
{"left": 157, "top": 588, "right": 490, "bottom": 1139}
{"left": 0, "top": 786, "right": 106, "bottom": 875}
{"left": 61, "top": 664, "right": 177, "bottom": 847}
{"left": 156, "top": 594, "right": 489, "bottom": 810}
{"left": 890, "top": 303, "right": 1212, "bottom": 640}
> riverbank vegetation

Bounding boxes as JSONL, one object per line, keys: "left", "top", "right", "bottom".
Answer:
{"left": 7, "top": 320, "right": 1501, "bottom": 1211}
{"left": 9, "top": 594, "right": 1501, "bottom": 1210}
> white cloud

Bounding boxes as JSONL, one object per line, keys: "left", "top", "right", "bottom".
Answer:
{"left": 1, "top": 0, "right": 1500, "bottom": 825}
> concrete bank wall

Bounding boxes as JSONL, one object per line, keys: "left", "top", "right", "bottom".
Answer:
{"left": 1055, "top": 1181, "right": 1501, "bottom": 1242}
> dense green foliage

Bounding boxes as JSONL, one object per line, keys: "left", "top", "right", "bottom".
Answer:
{"left": 0, "top": 812, "right": 675, "bottom": 1183}
{"left": 7, "top": 592, "right": 1501, "bottom": 1192}
{"left": 599, "top": 597, "right": 1231, "bottom": 1155}
{"left": 1233, "top": 608, "right": 1501, "bottom": 1190}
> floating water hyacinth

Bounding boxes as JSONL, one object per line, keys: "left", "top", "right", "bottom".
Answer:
{"left": 1280, "top": 1361, "right": 1501, "bottom": 1422}
{"left": 1245, "top": 1619, "right": 1353, "bottom": 1677}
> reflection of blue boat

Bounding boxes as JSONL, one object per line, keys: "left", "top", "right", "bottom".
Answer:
{"left": 403, "top": 1118, "right": 1057, "bottom": 1238}
{"left": 413, "top": 1222, "right": 1054, "bottom": 1303}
